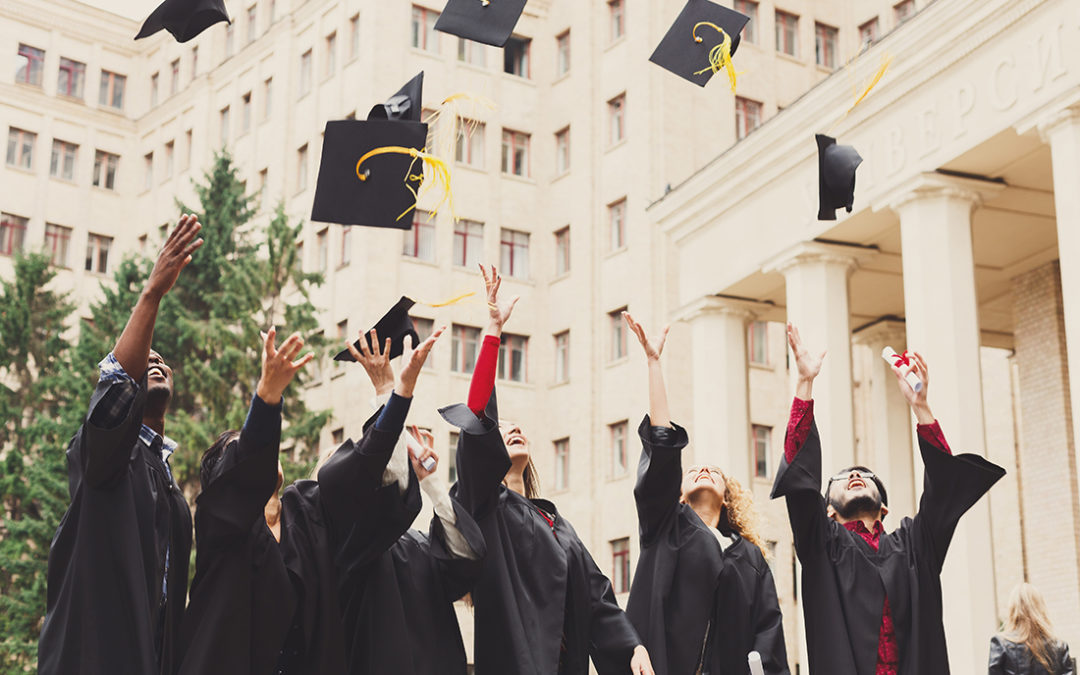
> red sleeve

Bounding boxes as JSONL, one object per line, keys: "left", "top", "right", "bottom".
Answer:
{"left": 784, "top": 397, "right": 814, "bottom": 463}
{"left": 916, "top": 420, "right": 952, "bottom": 455}
{"left": 467, "top": 334, "right": 501, "bottom": 415}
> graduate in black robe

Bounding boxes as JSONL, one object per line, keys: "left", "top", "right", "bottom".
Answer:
{"left": 440, "top": 265, "right": 654, "bottom": 675}
{"left": 38, "top": 215, "right": 204, "bottom": 675}
{"left": 621, "top": 312, "right": 789, "bottom": 675}
{"left": 178, "top": 325, "right": 445, "bottom": 675}
{"left": 771, "top": 324, "right": 1005, "bottom": 675}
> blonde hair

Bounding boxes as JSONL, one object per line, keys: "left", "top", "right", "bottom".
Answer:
{"left": 1002, "top": 582, "right": 1059, "bottom": 672}
{"left": 502, "top": 455, "right": 541, "bottom": 499}
{"left": 718, "top": 473, "right": 769, "bottom": 560}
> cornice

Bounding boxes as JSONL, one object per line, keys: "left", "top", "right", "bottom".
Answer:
{"left": 761, "top": 240, "right": 871, "bottom": 277}
{"left": 672, "top": 295, "right": 765, "bottom": 323}
{"left": 851, "top": 318, "right": 908, "bottom": 347}
{"left": 876, "top": 172, "right": 1004, "bottom": 214}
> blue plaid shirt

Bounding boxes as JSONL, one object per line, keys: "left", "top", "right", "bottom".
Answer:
{"left": 97, "top": 353, "right": 178, "bottom": 604}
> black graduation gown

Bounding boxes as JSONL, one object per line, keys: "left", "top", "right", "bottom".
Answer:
{"left": 339, "top": 464, "right": 487, "bottom": 675}
{"left": 441, "top": 398, "right": 642, "bottom": 675}
{"left": 769, "top": 420, "right": 1005, "bottom": 675}
{"left": 177, "top": 395, "right": 295, "bottom": 675}
{"left": 626, "top": 416, "right": 789, "bottom": 675}
{"left": 39, "top": 373, "right": 192, "bottom": 675}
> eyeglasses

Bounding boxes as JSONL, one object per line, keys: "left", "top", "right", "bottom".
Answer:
{"left": 828, "top": 469, "right": 877, "bottom": 483}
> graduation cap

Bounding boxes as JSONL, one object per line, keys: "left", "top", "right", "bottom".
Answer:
{"left": 434, "top": 0, "right": 528, "bottom": 48}
{"left": 135, "top": 0, "right": 230, "bottom": 43}
{"left": 650, "top": 0, "right": 750, "bottom": 89}
{"left": 367, "top": 72, "right": 425, "bottom": 122}
{"left": 816, "top": 134, "right": 863, "bottom": 220}
{"left": 334, "top": 297, "right": 420, "bottom": 362}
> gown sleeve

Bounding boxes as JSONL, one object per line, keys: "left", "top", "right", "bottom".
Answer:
{"left": 1059, "top": 641, "right": 1075, "bottom": 675}
{"left": 75, "top": 353, "right": 148, "bottom": 489}
{"left": 987, "top": 635, "right": 1006, "bottom": 675}
{"left": 439, "top": 393, "right": 511, "bottom": 519}
{"left": 752, "top": 556, "right": 790, "bottom": 675}
{"left": 770, "top": 419, "right": 832, "bottom": 562}
{"left": 632, "top": 415, "right": 688, "bottom": 546}
{"left": 585, "top": 549, "right": 642, "bottom": 675}
{"left": 426, "top": 495, "right": 487, "bottom": 602}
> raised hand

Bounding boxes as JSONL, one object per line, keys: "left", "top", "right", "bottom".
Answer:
{"left": 624, "top": 311, "right": 669, "bottom": 362}
{"left": 889, "top": 350, "right": 934, "bottom": 423}
{"left": 345, "top": 328, "right": 395, "bottom": 397}
{"left": 480, "top": 264, "right": 519, "bottom": 336}
{"left": 396, "top": 326, "right": 446, "bottom": 398}
{"left": 787, "top": 322, "right": 826, "bottom": 381}
{"left": 407, "top": 425, "right": 439, "bottom": 481}
{"left": 146, "top": 214, "right": 204, "bottom": 300}
{"left": 630, "top": 645, "right": 656, "bottom": 675}
{"left": 256, "top": 327, "right": 314, "bottom": 405}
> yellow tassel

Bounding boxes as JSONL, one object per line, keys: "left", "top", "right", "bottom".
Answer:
{"left": 416, "top": 291, "right": 477, "bottom": 307}
{"left": 846, "top": 53, "right": 892, "bottom": 114}
{"left": 355, "top": 146, "right": 455, "bottom": 222}
{"left": 692, "top": 21, "right": 738, "bottom": 93}
{"left": 425, "top": 92, "right": 497, "bottom": 172}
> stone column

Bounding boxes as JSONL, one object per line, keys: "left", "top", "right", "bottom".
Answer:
{"left": 852, "top": 319, "right": 917, "bottom": 521}
{"left": 677, "top": 296, "right": 756, "bottom": 485}
{"left": 764, "top": 241, "right": 864, "bottom": 475}
{"left": 889, "top": 172, "right": 1003, "bottom": 675}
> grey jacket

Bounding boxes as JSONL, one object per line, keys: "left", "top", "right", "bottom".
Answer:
{"left": 989, "top": 635, "right": 1074, "bottom": 675}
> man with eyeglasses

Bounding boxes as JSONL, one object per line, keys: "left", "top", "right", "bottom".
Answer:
{"left": 771, "top": 323, "right": 1005, "bottom": 675}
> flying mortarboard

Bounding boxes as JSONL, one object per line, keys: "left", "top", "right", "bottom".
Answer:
{"left": 816, "top": 134, "right": 863, "bottom": 221}
{"left": 367, "top": 72, "right": 425, "bottom": 122}
{"left": 135, "top": 0, "right": 230, "bottom": 43}
{"left": 334, "top": 297, "right": 420, "bottom": 362}
{"left": 650, "top": 0, "right": 750, "bottom": 90}
{"left": 434, "top": 0, "right": 528, "bottom": 48}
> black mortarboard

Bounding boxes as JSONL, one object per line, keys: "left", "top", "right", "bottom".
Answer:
{"left": 816, "top": 134, "right": 864, "bottom": 220}
{"left": 310, "top": 119, "right": 428, "bottom": 228}
{"left": 135, "top": 0, "right": 230, "bottom": 43}
{"left": 434, "top": 0, "right": 528, "bottom": 48}
{"left": 649, "top": 0, "right": 750, "bottom": 87}
{"left": 334, "top": 297, "right": 419, "bottom": 362}
{"left": 367, "top": 72, "right": 425, "bottom": 122}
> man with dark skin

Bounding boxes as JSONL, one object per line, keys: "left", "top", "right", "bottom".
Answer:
{"left": 39, "top": 215, "right": 203, "bottom": 675}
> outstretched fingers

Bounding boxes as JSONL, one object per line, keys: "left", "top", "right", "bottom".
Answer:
{"left": 292, "top": 351, "right": 315, "bottom": 370}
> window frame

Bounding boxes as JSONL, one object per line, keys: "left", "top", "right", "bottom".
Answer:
{"left": 555, "top": 126, "right": 570, "bottom": 175}
{"left": 733, "top": 0, "right": 758, "bottom": 43}
{"left": 499, "top": 227, "right": 530, "bottom": 279}
{"left": 554, "top": 438, "right": 570, "bottom": 490}
{"left": 57, "top": 57, "right": 86, "bottom": 98}
{"left": 455, "top": 119, "right": 486, "bottom": 167}
{"left": 497, "top": 333, "right": 529, "bottom": 383}
{"left": 735, "top": 96, "right": 763, "bottom": 141}
{"left": 608, "top": 198, "right": 627, "bottom": 251}
{"left": 44, "top": 222, "right": 72, "bottom": 267}
{"left": 555, "top": 30, "right": 571, "bottom": 76}
{"left": 170, "top": 58, "right": 180, "bottom": 95}
{"left": 814, "top": 22, "right": 839, "bottom": 69}
{"left": 752, "top": 424, "right": 772, "bottom": 478}
{"left": 297, "top": 143, "right": 309, "bottom": 191}
{"left": 748, "top": 320, "right": 769, "bottom": 365}
{"left": 99, "top": 70, "right": 127, "bottom": 110}
{"left": 775, "top": 10, "right": 799, "bottom": 57}
{"left": 607, "top": 93, "right": 626, "bottom": 145}
{"left": 608, "top": 0, "right": 625, "bottom": 42}
{"left": 84, "top": 232, "right": 113, "bottom": 274}
{"left": 451, "top": 323, "right": 483, "bottom": 374}
{"left": 6, "top": 127, "right": 36, "bottom": 170}
{"left": 452, "top": 219, "right": 484, "bottom": 268}
{"left": 299, "top": 49, "right": 313, "bottom": 98}
{"left": 610, "top": 421, "right": 629, "bottom": 476}
{"left": 611, "top": 537, "right": 631, "bottom": 593}
{"left": 503, "top": 36, "right": 531, "bottom": 78}
{"left": 609, "top": 307, "right": 628, "bottom": 361}
{"left": 402, "top": 209, "right": 436, "bottom": 260}
{"left": 0, "top": 213, "right": 28, "bottom": 257}
{"left": 554, "top": 330, "right": 570, "bottom": 383}
{"left": 49, "top": 139, "right": 77, "bottom": 181}
{"left": 411, "top": 6, "right": 440, "bottom": 52}
{"left": 93, "top": 150, "right": 119, "bottom": 189}
{"left": 15, "top": 44, "right": 45, "bottom": 86}
{"left": 500, "top": 129, "right": 531, "bottom": 177}
{"left": 554, "top": 226, "right": 570, "bottom": 276}
{"left": 859, "top": 17, "right": 880, "bottom": 46}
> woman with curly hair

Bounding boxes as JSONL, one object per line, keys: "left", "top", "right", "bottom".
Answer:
{"left": 623, "top": 312, "right": 789, "bottom": 675}
{"left": 989, "top": 583, "right": 1073, "bottom": 675}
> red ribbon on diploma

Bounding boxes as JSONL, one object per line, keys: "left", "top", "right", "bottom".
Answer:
{"left": 891, "top": 351, "right": 912, "bottom": 368}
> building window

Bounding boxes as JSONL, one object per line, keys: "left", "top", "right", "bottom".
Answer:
{"left": 143, "top": 152, "right": 153, "bottom": 190}
{"left": 240, "top": 92, "right": 252, "bottom": 133}
{"left": 859, "top": 18, "right": 880, "bottom": 46}
{"left": 610, "top": 421, "right": 629, "bottom": 476}
{"left": 339, "top": 226, "right": 351, "bottom": 267}
{"left": 184, "top": 130, "right": 193, "bottom": 170}
{"left": 498, "top": 334, "right": 528, "bottom": 382}
{"left": 554, "top": 226, "right": 570, "bottom": 276}
{"left": 455, "top": 120, "right": 485, "bottom": 167}
{"left": 85, "top": 233, "right": 112, "bottom": 274}
{"left": 412, "top": 316, "right": 435, "bottom": 368}
{"left": 815, "top": 23, "right": 838, "bottom": 69}
{"left": 246, "top": 4, "right": 257, "bottom": 43}
{"left": 170, "top": 58, "right": 180, "bottom": 94}
{"left": 44, "top": 223, "right": 72, "bottom": 267}
{"left": 403, "top": 209, "right": 436, "bottom": 260}
{"left": 453, "top": 219, "right": 484, "bottom": 268}
{"left": 220, "top": 106, "right": 230, "bottom": 146}
{"left": 748, "top": 320, "right": 769, "bottom": 365}
{"left": 554, "top": 126, "right": 570, "bottom": 174}
{"left": 775, "top": 10, "right": 799, "bottom": 57}
{"left": 735, "top": 96, "right": 763, "bottom": 140}
{"left": 458, "top": 38, "right": 486, "bottom": 66}
{"left": 331, "top": 427, "right": 344, "bottom": 444}
{"left": 612, "top": 537, "right": 630, "bottom": 592}
{"left": 350, "top": 14, "right": 361, "bottom": 59}
{"left": 448, "top": 431, "right": 459, "bottom": 482}
{"left": 164, "top": 140, "right": 174, "bottom": 179}
{"left": 299, "top": 49, "right": 312, "bottom": 97}
{"left": 608, "top": 0, "right": 625, "bottom": 41}
{"left": 259, "top": 168, "right": 269, "bottom": 209}
{"left": 894, "top": 0, "right": 915, "bottom": 23}
{"left": 501, "top": 129, "right": 530, "bottom": 177}
{"left": 734, "top": 0, "right": 758, "bottom": 43}
{"left": 268, "top": 0, "right": 275, "bottom": 25}
{"left": 263, "top": 77, "right": 273, "bottom": 120}
{"left": 325, "top": 32, "right": 337, "bottom": 77}
{"left": 554, "top": 438, "right": 569, "bottom": 489}
{"left": 15, "top": 44, "right": 44, "bottom": 86}
{"left": 499, "top": 228, "right": 530, "bottom": 279}
{"left": 608, "top": 198, "right": 627, "bottom": 251}
{"left": 150, "top": 72, "right": 160, "bottom": 106}
{"left": 451, "top": 324, "right": 482, "bottom": 374}
{"left": 555, "top": 30, "right": 571, "bottom": 76}
{"left": 608, "top": 94, "right": 626, "bottom": 145}
{"left": 0, "top": 214, "right": 28, "bottom": 257}
{"left": 93, "top": 150, "right": 118, "bottom": 189}
{"left": 610, "top": 307, "right": 627, "bottom": 361}
{"left": 753, "top": 424, "right": 772, "bottom": 478}
{"left": 554, "top": 331, "right": 569, "bottom": 383}
{"left": 48, "top": 139, "right": 77, "bottom": 181}
{"left": 57, "top": 57, "right": 86, "bottom": 98}
{"left": 225, "top": 22, "right": 235, "bottom": 57}
{"left": 99, "top": 70, "right": 126, "bottom": 109}
{"left": 412, "top": 6, "right": 440, "bottom": 51}
{"left": 316, "top": 228, "right": 328, "bottom": 272}
{"left": 6, "top": 128, "right": 36, "bottom": 170}
{"left": 504, "top": 37, "right": 530, "bottom": 77}
{"left": 296, "top": 143, "right": 308, "bottom": 191}
{"left": 191, "top": 45, "right": 199, "bottom": 78}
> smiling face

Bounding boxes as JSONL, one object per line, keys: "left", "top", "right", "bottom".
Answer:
{"left": 826, "top": 466, "right": 886, "bottom": 521}
{"left": 499, "top": 420, "right": 530, "bottom": 461}
{"left": 680, "top": 464, "right": 727, "bottom": 506}
{"left": 145, "top": 350, "right": 174, "bottom": 410}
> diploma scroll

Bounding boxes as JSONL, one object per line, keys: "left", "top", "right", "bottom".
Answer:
{"left": 881, "top": 346, "right": 923, "bottom": 393}
{"left": 405, "top": 429, "right": 438, "bottom": 472}
{"left": 748, "top": 651, "right": 765, "bottom": 675}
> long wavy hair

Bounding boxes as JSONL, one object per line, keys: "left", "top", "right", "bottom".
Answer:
{"left": 717, "top": 472, "right": 769, "bottom": 559}
{"left": 1002, "top": 583, "right": 1059, "bottom": 672}
{"left": 503, "top": 455, "right": 540, "bottom": 499}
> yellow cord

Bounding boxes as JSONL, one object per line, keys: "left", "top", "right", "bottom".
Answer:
{"left": 355, "top": 146, "right": 454, "bottom": 222}
{"left": 826, "top": 52, "right": 892, "bottom": 134}
{"left": 692, "top": 21, "right": 738, "bottom": 92}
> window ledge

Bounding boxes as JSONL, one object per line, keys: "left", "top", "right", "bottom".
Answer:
{"left": 551, "top": 271, "right": 571, "bottom": 283}
{"left": 549, "top": 379, "right": 570, "bottom": 389}
{"left": 606, "top": 356, "right": 629, "bottom": 369}
{"left": 97, "top": 105, "right": 126, "bottom": 115}
{"left": 500, "top": 172, "right": 536, "bottom": 186}
{"left": 815, "top": 64, "right": 837, "bottom": 75}
{"left": 6, "top": 164, "right": 36, "bottom": 176}
{"left": 57, "top": 94, "right": 85, "bottom": 105}
{"left": 336, "top": 262, "right": 351, "bottom": 271}
{"left": 774, "top": 51, "right": 804, "bottom": 66}
{"left": 500, "top": 72, "right": 536, "bottom": 86}
{"left": 551, "top": 169, "right": 571, "bottom": 183}
{"left": 607, "top": 470, "right": 631, "bottom": 482}
{"left": 50, "top": 175, "right": 78, "bottom": 185}
{"left": 410, "top": 46, "right": 444, "bottom": 60}
{"left": 605, "top": 138, "right": 628, "bottom": 154}
{"left": 604, "top": 35, "right": 628, "bottom": 52}
{"left": 455, "top": 162, "right": 488, "bottom": 175}
{"left": 551, "top": 71, "right": 571, "bottom": 85}
{"left": 401, "top": 255, "right": 439, "bottom": 269}
{"left": 455, "top": 60, "right": 491, "bottom": 74}
{"left": 749, "top": 361, "right": 774, "bottom": 372}
{"left": 603, "top": 246, "right": 628, "bottom": 260}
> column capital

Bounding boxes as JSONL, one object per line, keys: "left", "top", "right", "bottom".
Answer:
{"left": 761, "top": 240, "right": 869, "bottom": 277}
{"left": 674, "top": 294, "right": 764, "bottom": 323}
{"left": 1014, "top": 94, "right": 1080, "bottom": 140}
{"left": 877, "top": 171, "right": 1004, "bottom": 214}
{"left": 852, "top": 318, "right": 908, "bottom": 348}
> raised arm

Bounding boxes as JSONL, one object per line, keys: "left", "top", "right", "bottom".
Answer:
{"left": 467, "top": 264, "right": 519, "bottom": 415}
